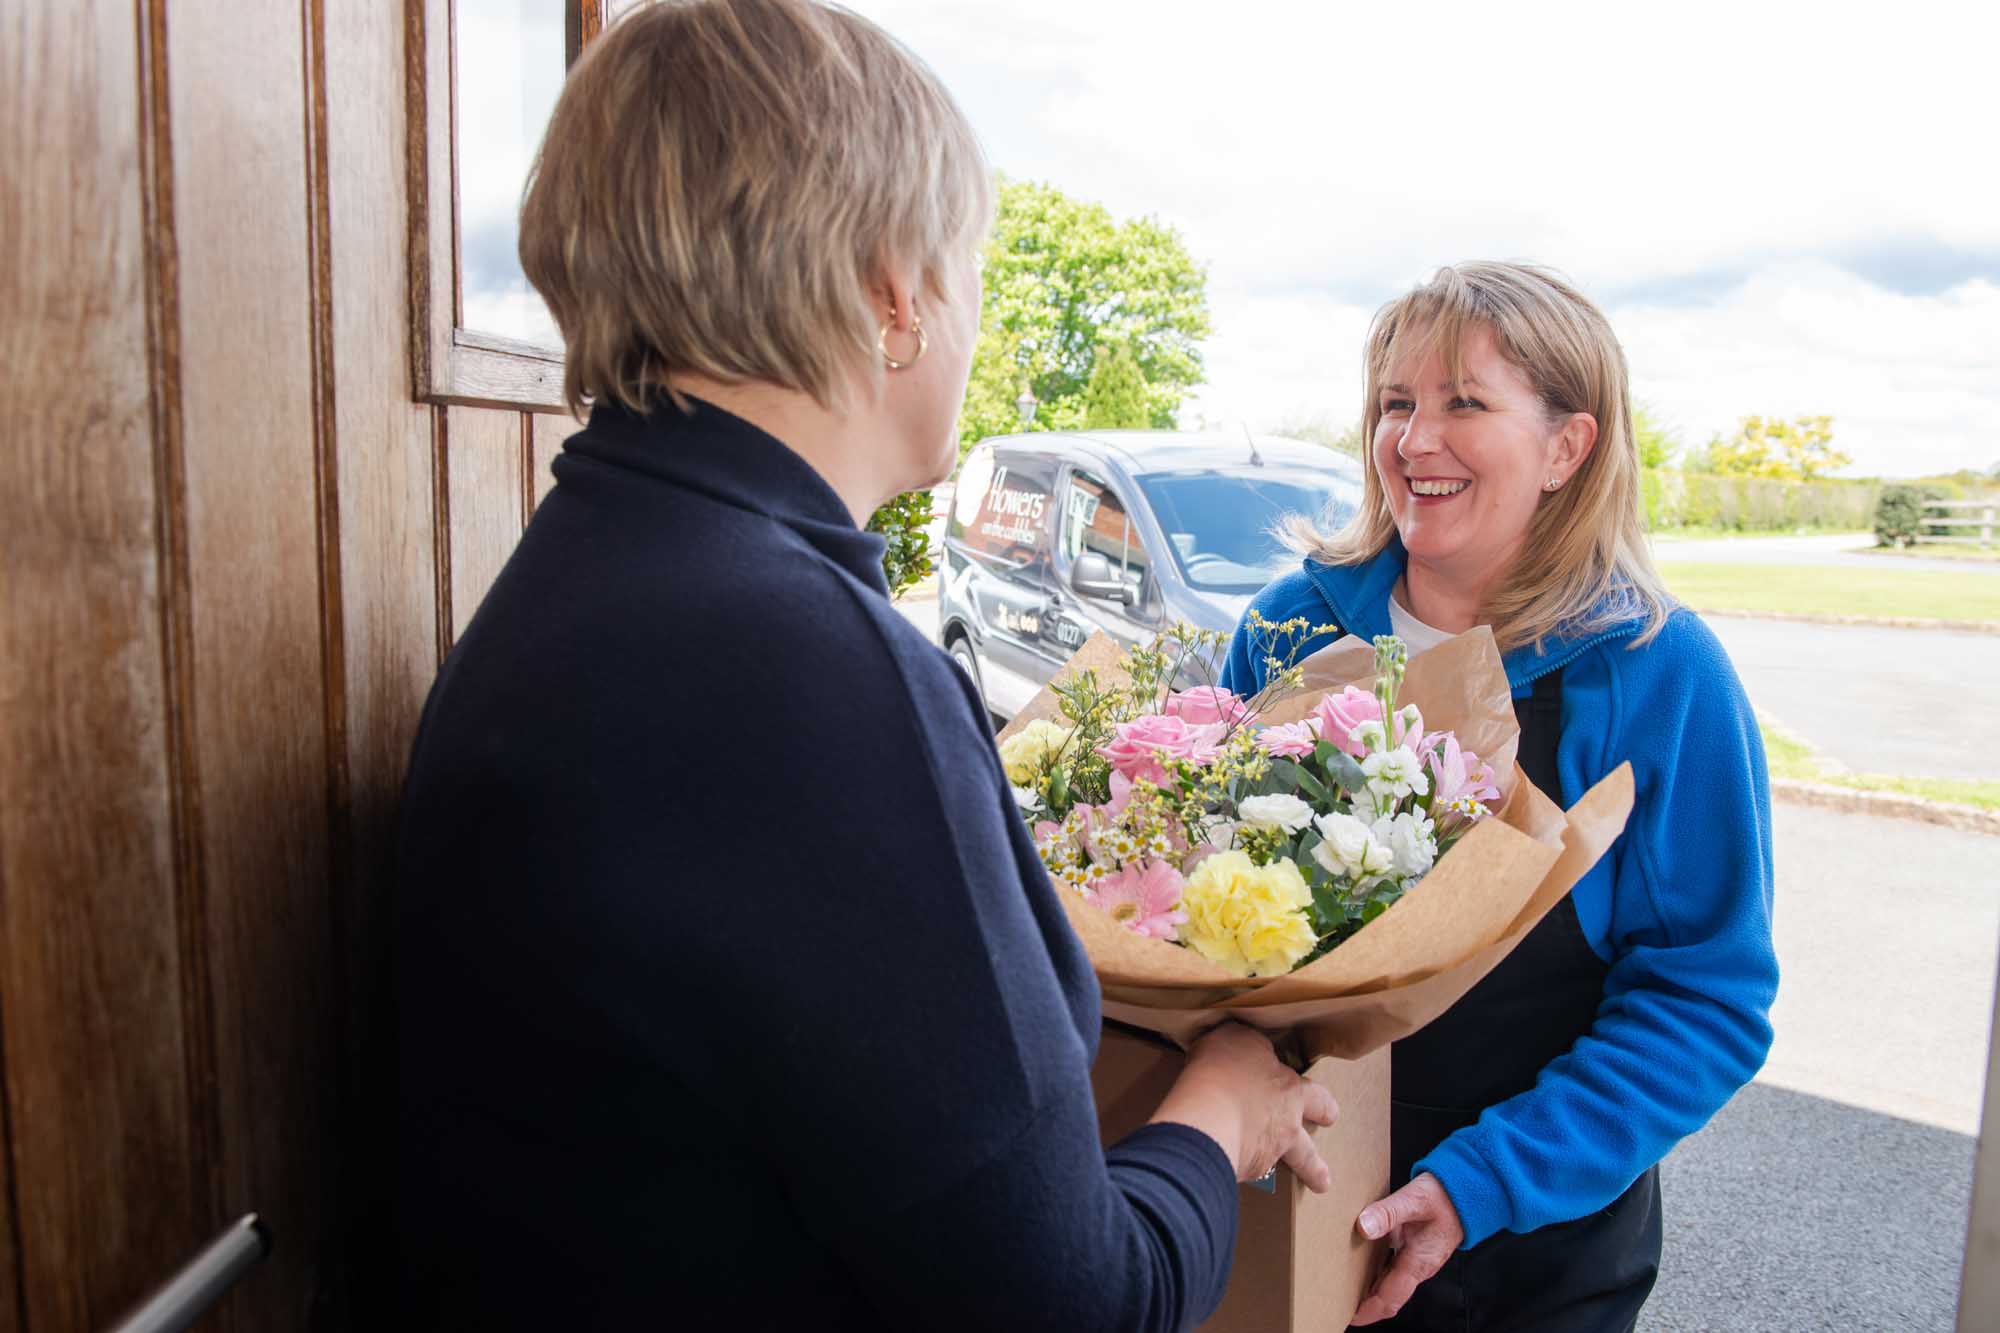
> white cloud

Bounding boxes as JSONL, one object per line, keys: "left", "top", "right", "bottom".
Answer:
{"left": 1616, "top": 267, "right": 2000, "bottom": 477}
{"left": 851, "top": 0, "right": 2000, "bottom": 477}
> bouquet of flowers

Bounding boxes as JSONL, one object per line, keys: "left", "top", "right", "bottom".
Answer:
{"left": 1002, "top": 615, "right": 1505, "bottom": 980}
{"left": 1006, "top": 620, "right": 1636, "bottom": 1332}
{"left": 995, "top": 620, "right": 1633, "bottom": 1045}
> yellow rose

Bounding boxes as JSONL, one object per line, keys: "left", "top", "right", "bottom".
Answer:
{"left": 1179, "top": 850, "right": 1317, "bottom": 978}
{"left": 998, "top": 718, "right": 1074, "bottom": 788}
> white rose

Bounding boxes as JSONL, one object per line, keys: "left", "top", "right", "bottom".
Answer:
{"left": 1238, "top": 793, "right": 1314, "bottom": 834}
{"left": 1362, "top": 747, "right": 1430, "bottom": 802}
{"left": 1372, "top": 811, "right": 1437, "bottom": 879}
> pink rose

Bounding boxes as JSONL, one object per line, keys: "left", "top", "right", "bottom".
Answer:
{"left": 1310, "top": 686, "right": 1384, "bottom": 759}
{"left": 1164, "top": 685, "right": 1255, "bottom": 728}
{"left": 1096, "top": 714, "right": 1226, "bottom": 788}
{"left": 1254, "top": 719, "right": 1321, "bottom": 759}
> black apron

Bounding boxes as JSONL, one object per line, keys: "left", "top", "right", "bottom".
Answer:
{"left": 1377, "top": 668, "right": 1662, "bottom": 1333}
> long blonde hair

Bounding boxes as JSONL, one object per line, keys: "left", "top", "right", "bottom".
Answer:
{"left": 1288, "top": 261, "right": 1672, "bottom": 651}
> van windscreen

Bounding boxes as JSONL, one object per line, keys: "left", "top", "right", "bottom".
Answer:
{"left": 1136, "top": 470, "right": 1353, "bottom": 592}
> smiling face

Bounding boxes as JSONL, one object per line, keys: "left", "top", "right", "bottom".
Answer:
{"left": 1371, "top": 323, "right": 1594, "bottom": 594}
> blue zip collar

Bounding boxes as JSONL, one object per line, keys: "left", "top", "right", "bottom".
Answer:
{"left": 1297, "top": 543, "right": 1646, "bottom": 692}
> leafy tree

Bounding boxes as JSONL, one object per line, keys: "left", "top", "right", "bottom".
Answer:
{"left": 1082, "top": 341, "right": 1152, "bottom": 429}
{"left": 958, "top": 177, "right": 1211, "bottom": 449}
{"left": 1698, "top": 414, "right": 1850, "bottom": 481}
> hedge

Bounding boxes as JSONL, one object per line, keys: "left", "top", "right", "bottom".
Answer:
{"left": 1644, "top": 471, "right": 1879, "bottom": 532}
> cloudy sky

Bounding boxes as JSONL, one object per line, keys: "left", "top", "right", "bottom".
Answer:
{"left": 848, "top": 0, "right": 1999, "bottom": 478}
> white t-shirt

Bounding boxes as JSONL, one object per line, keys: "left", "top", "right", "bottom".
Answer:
{"left": 1324, "top": 595, "right": 1456, "bottom": 660}
{"left": 1388, "top": 596, "right": 1456, "bottom": 657}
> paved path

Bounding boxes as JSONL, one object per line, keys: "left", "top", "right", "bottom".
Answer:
{"left": 1652, "top": 531, "right": 1998, "bottom": 575}
{"left": 1649, "top": 803, "right": 1995, "bottom": 1329}
{"left": 1705, "top": 616, "right": 2000, "bottom": 782}
{"left": 1649, "top": 1084, "right": 1975, "bottom": 1331}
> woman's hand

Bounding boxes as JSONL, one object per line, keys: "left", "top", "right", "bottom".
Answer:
{"left": 1348, "top": 1172, "right": 1465, "bottom": 1325}
{"left": 1147, "top": 1023, "right": 1340, "bottom": 1190}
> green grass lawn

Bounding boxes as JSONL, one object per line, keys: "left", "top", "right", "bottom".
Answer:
{"left": 1760, "top": 723, "right": 2000, "bottom": 812}
{"left": 1666, "top": 563, "right": 2000, "bottom": 623}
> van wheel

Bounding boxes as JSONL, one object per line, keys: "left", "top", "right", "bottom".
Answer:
{"left": 947, "top": 636, "right": 1000, "bottom": 734}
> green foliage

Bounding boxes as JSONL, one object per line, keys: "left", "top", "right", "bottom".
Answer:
{"left": 1082, "top": 341, "right": 1152, "bottom": 429}
{"left": 959, "top": 177, "right": 1212, "bottom": 450}
{"left": 865, "top": 489, "right": 935, "bottom": 599}
{"left": 1647, "top": 471, "right": 1878, "bottom": 531}
{"left": 1632, "top": 405, "right": 1679, "bottom": 470}
{"left": 1697, "top": 414, "right": 1851, "bottom": 481}
{"left": 1873, "top": 484, "right": 1941, "bottom": 547}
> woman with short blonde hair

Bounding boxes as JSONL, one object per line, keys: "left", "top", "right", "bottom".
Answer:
{"left": 397, "top": 3, "right": 1336, "bottom": 1328}
{"left": 1225, "top": 262, "right": 1777, "bottom": 1331}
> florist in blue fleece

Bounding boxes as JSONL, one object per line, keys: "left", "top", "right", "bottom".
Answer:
{"left": 1220, "top": 262, "right": 1778, "bottom": 1333}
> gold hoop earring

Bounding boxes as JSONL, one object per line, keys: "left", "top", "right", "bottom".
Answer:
{"left": 879, "top": 315, "right": 927, "bottom": 370}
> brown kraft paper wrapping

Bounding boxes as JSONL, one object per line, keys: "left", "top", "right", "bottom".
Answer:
{"left": 1003, "top": 628, "right": 1636, "bottom": 1329}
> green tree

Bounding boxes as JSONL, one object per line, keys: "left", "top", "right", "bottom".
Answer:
{"left": 1082, "top": 341, "right": 1151, "bottom": 429}
{"left": 1632, "top": 405, "right": 1678, "bottom": 470}
{"left": 1699, "top": 414, "right": 1850, "bottom": 481}
{"left": 959, "top": 177, "right": 1211, "bottom": 449}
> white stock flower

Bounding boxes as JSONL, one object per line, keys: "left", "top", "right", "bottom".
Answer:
{"left": 1397, "top": 704, "right": 1424, "bottom": 745}
{"left": 1237, "top": 793, "right": 1315, "bottom": 834}
{"left": 1362, "top": 747, "right": 1430, "bottom": 802}
{"left": 1371, "top": 811, "right": 1437, "bottom": 879}
{"left": 1199, "top": 816, "right": 1240, "bottom": 852}
{"left": 1010, "top": 784, "right": 1042, "bottom": 812}
{"left": 1350, "top": 720, "right": 1388, "bottom": 752}
{"left": 1311, "top": 811, "right": 1395, "bottom": 882}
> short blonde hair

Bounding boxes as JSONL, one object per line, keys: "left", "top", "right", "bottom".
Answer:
{"left": 520, "top": 0, "right": 993, "bottom": 418}
{"left": 1287, "top": 261, "right": 1672, "bottom": 651}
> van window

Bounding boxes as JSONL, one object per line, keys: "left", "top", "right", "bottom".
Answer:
{"left": 950, "top": 447, "right": 1056, "bottom": 566}
{"left": 1060, "top": 469, "right": 1148, "bottom": 593}
{"left": 1135, "top": 469, "right": 1351, "bottom": 592}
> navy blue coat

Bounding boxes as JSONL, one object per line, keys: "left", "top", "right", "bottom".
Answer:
{"left": 394, "top": 398, "right": 1237, "bottom": 1329}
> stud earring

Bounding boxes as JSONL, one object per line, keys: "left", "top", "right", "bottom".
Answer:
{"left": 1544, "top": 477, "right": 1563, "bottom": 492}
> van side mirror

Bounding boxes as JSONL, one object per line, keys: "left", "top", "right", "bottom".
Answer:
{"left": 1071, "top": 551, "right": 1134, "bottom": 605}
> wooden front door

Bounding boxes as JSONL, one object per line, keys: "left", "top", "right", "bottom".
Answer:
{"left": 0, "top": 3, "right": 582, "bottom": 1326}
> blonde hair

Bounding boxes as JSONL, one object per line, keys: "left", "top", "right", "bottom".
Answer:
{"left": 520, "top": 0, "right": 994, "bottom": 418}
{"left": 1288, "top": 261, "right": 1673, "bottom": 651}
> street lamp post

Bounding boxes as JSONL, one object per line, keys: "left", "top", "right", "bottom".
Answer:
{"left": 1014, "top": 386, "right": 1038, "bottom": 426}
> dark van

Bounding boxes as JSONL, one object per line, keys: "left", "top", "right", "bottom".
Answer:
{"left": 938, "top": 430, "right": 1364, "bottom": 721}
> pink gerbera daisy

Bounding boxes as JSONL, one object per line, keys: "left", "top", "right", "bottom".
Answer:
{"left": 1088, "top": 859, "right": 1189, "bottom": 940}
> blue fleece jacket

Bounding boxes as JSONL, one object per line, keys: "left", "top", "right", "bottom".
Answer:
{"left": 1219, "top": 544, "right": 1778, "bottom": 1248}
